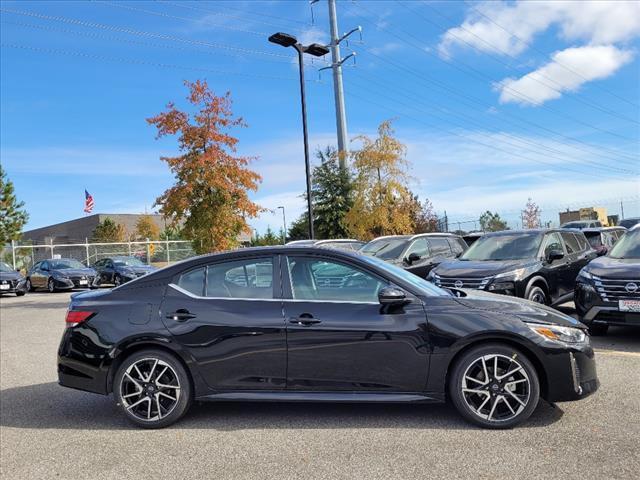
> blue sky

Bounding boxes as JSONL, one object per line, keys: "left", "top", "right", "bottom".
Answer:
{"left": 1, "top": 0, "right": 639, "bottom": 234}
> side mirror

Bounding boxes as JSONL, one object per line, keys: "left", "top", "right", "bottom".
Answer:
{"left": 546, "top": 249, "right": 564, "bottom": 262}
{"left": 378, "top": 286, "right": 408, "bottom": 305}
{"left": 406, "top": 252, "right": 421, "bottom": 265}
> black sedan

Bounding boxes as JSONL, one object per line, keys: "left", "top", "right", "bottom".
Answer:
{"left": 27, "top": 258, "right": 97, "bottom": 292}
{"left": 0, "top": 261, "right": 27, "bottom": 296}
{"left": 58, "top": 246, "right": 598, "bottom": 429}
{"left": 93, "top": 256, "right": 157, "bottom": 287}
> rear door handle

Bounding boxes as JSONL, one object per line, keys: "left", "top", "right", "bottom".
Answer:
{"left": 166, "top": 309, "right": 196, "bottom": 322}
{"left": 289, "top": 316, "right": 321, "bottom": 326}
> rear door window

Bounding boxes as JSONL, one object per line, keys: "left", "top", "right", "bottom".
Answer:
{"left": 560, "top": 232, "right": 580, "bottom": 254}
{"left": 206, "top": 258, "right": 273, "bottom": 299}
{"left": 574, "top": 233, "right": 590, "bottom": 251}
{"left": 447, "top": 237, "right": 466, "bottom": 256}
{"left": 427, "top": 237, "right": 452, "bottom": 256}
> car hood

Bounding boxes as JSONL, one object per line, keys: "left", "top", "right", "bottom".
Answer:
{"left": 118, "top": 265, "right": 156, "bottom": 275}
{"left": 583, "top": 256, "right": 640, "bottom": 279}
{"left": 451, "top": 288, "right": 585, "bottom": 329}
{"left": 434, "top": 259, "right": 537, "bottom": 278}
{"left": 52, "top": 268, "right": 96, "bottom": 276}
{"left": 0, "top": 271, "right": 23, "bottom": 281}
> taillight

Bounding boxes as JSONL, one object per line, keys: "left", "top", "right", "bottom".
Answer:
{"left": 65, "top": 310, "right": 95, "bottom": 326}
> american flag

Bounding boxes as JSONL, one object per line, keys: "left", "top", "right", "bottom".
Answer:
{"left": 84, "top": 189, "right": 94, "bottom": 214}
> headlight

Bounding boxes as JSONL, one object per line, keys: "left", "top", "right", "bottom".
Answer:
{"left": 427, "top": 270, "right": 438, "bottom": 281}
{"left": 527, "top": 323, "right": 587, "bottom": 344}
{"left": 494, "top": 267, "right": 531, "bottom": 280}
{"left": 577, "top": 269, "right": 593, "bottom": 281}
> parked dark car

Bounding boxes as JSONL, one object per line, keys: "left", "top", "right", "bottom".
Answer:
{"left": 286, "top": 239, "right": 365, "bottom": 252}
{"left": 58, "top": 246, "right": 597, "bottom": 429}
{"left": 360, "top": 233, "right": 467, "bottom": 278}
{"left": 463, "top": 231, "right": 484, "bottom": 246}
{"left": 0, "top": 261, "right": 27, "bottom": 296}
{"left": 561, "top": 220, "right": 602, "bottom": 229}
{"left": 582, "top": 227, "right": 626, "bottom": 256}
{"left": 92, "top": 256, "right": 157, "bottom": 287}
{"left": 619, "top": 217, "right": 640, "bottom": 229}
{"left": 575, "top": 226, "right": 640, "bottom": 335}
{"left": 26, "top": 258, "right": 97, "bottom": 292}
{"left": 428, "top": 229, "right": 596, "bottom": 306}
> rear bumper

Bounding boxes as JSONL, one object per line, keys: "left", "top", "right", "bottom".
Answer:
{"left": 57, "top": 327, "right": 109, "bottom": 395}
{"left": 543, "top": 344, "right": 599, "bottom": 403}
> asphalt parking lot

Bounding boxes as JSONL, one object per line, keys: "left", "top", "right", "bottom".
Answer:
{"left": 1, "top": 292, "right": 639, "bottom": 480}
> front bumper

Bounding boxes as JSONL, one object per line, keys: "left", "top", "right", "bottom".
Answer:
{"left": 575, "top": 283, "right": 640, "bottom": 327}
{"left": 53, "top": 276, "right": 96, "bottom": 290}
{"left": 543, "top": 343, "right": 599, "bottom": 402}
{"left": 0, "top": 279, "right": 27, "bottom": 294}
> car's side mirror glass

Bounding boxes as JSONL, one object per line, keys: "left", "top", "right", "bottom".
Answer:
{"left": 378, "top": 286, "right": 408, "bottom": 305}
{"left": 546, "top": 249, "right": 564, "bottom": 262}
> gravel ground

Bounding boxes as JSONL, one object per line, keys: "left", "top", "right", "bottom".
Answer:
{"left": 1, "top": 292, "right": 639, "bottom": 480}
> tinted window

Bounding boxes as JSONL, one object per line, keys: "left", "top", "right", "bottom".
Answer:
{"left": 360, "top": 237, "right": 410, "bottom": 260}
{"left": 287, "top": 257, "right": 384, "bottom": 302}
{"left": 405, "top": 238, "right": 429, "bottom": 259}
{"left": 462, "top": 233, "right": 543, "bottom": 261}
{"left": 49, "top": 259, "right": 85, "bottom": 269}
{"left": 448, "top": 237, "right": 466, "bottom": 255}
{"left": 561, "top": 232, "right": 580, "bottom": 254}
{"left": 206, "top": 258, "right": 273, "bottom": 299}
{"left": 575, "top": 233, "right": 590, "bottom": 251}
{"left": 542, "top": 233, "right": 563, "bottom": 257}
{"left": 41, "top": 261, "right": 49, "bottom": 270}
{"left": 177, "top": 267, "right": 205, "bottom": 296}
{"left": 427, "top": 238, "right": 452, "bottom": 255}
{"left": 0, "top": 262, "right": 12, "bottom": 273}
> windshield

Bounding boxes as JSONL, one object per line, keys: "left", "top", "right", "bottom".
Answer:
{"left": 0, "top": 262, "right": 13, "bottom": 273}
{"left": 113, "top": 257, "right": 145, "bottom": 267}
{"left": 360, "top": 254, "right": 450, "bottom": 297}
{"left": 49, "top": 259, "right": 86, "bottom": 269}
{"left": 608, "top": 230, "right": 640, "bottom": 259}
{"left": 360, "top": 237, "right": 409, "bottom": 260}
{"left": 461, "top": 233, "right": 543, "bottom": 261}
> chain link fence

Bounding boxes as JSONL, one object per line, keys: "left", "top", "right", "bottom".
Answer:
{"left": 1, "top": 240, "right": 196, "bottom": 272}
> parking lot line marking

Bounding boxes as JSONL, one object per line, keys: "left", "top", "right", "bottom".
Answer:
{"left": 594, "top": 350, "right": 640, "bottom": 358}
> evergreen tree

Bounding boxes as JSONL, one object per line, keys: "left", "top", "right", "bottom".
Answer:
{"left": 0, "top": 165, "right": 29, "bottom": 245}
{"left": 479, "top": 211, "right": 508, "bottom": 232}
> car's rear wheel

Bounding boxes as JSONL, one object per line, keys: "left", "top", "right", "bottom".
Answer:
{"left": 527, "top": 285, "right": 547, "bottom": 305}
{"left": 588, "top": 323, "right": 608, "bottom": 336}
{"left": 449, "top": 344, "right": 540, "bottom": 429}
{"left": 114, "top": 349, "right": 192, "bottom": 429}
{"left": 47, "top": 278, "right": 56, "bottom": 293}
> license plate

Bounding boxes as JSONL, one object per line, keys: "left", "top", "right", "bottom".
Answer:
{"left": 619, "top": 300, "right": 640, "bottom": 312}
{"left": 78, "top": 280, "right": 88, "bottom": 286}
{"left": 0, "top": 284, "right": 10, "bottom": 290}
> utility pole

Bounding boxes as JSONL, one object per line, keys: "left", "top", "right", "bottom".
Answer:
{"left": 328, "top": 0, "right": 348, "bottom": 167}
{"left": 620, "top": 199, "right": 625, "bottom": 219}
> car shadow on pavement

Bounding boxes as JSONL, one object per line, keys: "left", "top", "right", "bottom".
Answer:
{"left": 0, "top": 382, "right": 563, "bottom": 431}
{"left": 589, "top": 326, "right": 640, "bottom": 354}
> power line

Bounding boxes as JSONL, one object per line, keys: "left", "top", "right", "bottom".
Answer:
{"left": 346, "top": 5, "right": 639, "bottom": 163}
{"left": 196, "top": 0, "right": 310, "bottom": 26}
{"left": 412, "top": 0, "right": 640, "bottom": 124}
{"left": 461, "top": 0, "right": 640, "bottom": 110}
{"left": 0, "top": 43, "right": 298, "bottom": 81}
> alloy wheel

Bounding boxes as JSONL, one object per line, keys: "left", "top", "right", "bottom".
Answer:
{"left": 529, "top": 290, "right": 546, "bottom": 304}
{"left": 47, "top": 279, "right": 55, "bottom": 293}
{"left": 114, "top": 275, "right": 121, "bottom": 287}
{"left": 26, "top": 279, "right": 32, "bottom": 291}
{"left": 119, "top": 358, "right": 181, "bottom": 422}
{"left": 461, "top": 354, "right": 531, "bottom": 423}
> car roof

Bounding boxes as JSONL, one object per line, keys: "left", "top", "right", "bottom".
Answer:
{"left": 368, "top": 233, "right": 459, "bottom": 242}
{"left": 314, "top": 239, "right": 362, "bottom": 244}
{"left": 582, "top": 227, "right": 626, "bottom": 233}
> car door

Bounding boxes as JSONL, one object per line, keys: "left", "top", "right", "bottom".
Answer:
{"left": 403, "top": 237, "right": 432, "bottom": 278}
{"left": 34, "top": 261, "right": 49, "bottom": 288}
{"left": 560, "top": 232, "right": 589, "bottom": 291}
{"left": 103, "top": 259, "right": 116, "bottom": 283}
{"left": 160, "top": 255, "right": 287, "bottom": 391}
{"left": 283, "top": 254, "right": 430, "bottom": 392}
{"left": 540, "top": 232, "right": 571, "bottom": 301}
{"left": 28, "top": 261, "right": 42, "bottom": 287}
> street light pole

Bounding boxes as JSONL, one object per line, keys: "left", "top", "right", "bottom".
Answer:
{"left": 268, "top": 32, "right": 329, "bottom": 240}
{"left": 277, "top": 206, "right": 287, "bottom": 244}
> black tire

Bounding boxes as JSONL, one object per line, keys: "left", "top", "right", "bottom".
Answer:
{"left": 47, "top": 278, "right": 56, "bottom": 293}
{"left": 588, "top": 323, "right": 608, "bottom": 336}
{"left": 449, "top": 343, "right": 540, "bottom": 429}
{"left": 113, "top": 274, "right": 122, "bottom": 287}
{"left": 114, "top": 349, "right": 192, "bottom": 429}
{"left": 25, "top": 278, "right": 34, "bottom": 292}
{"left": 16, "top": 291, "right": 26, "bottom": 297}
{"left": 526, "top": 284, "right": 547, "bottom": 305}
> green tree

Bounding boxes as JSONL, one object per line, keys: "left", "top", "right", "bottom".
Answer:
{"left": 251, "top": 226, "right": 281, "bottom": 246}
{"left": 407, "top": 194, "right": 439, "bottom": 233}
{"left": 92, "top": 218, "right": 126, "bottom": 242}
{"left": 287, "top": 213, "right": 309, "bottom": 241}
{"left": 311, "top": 146, "right": 353, "bottom": 239}
{"left": 135, "top": 214, "right": 160, "bottom": 240}
{"left": 345, "top": 120, "right": 414, "bottom": 240}
{"left": 0, "top": 165, "right": 29, "bottom": 245}
{"left": 160, "top": 225, "right": 182, "bottom": 241}
{"left": 479, "top": 211, "right": 508, "bottom": 232}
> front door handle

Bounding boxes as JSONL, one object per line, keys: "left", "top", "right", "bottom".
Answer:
{"left": 289, "top": 316, "right": 321, "bottom": 326}
{"left": 166, "top": 309, "right": 196, "bottom": 322}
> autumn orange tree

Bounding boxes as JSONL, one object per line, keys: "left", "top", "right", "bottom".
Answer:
{"left": 147, "top": 80, "right": 263, "bottom": 253}
{"left": 134, "top": 214, "right": 160, "bottom": 240}
{"left": 345, "top": 120, "right": 415, "bottom": 240}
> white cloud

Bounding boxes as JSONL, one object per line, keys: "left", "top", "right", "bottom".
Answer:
{"left": 297, "top": 27, "right": 329, "bottom": 46}
{"left": 497, "top": 45, "right": 634, "bottom": 105}
{"left": 439, "top": 1, "right": 640, "bottom": 57}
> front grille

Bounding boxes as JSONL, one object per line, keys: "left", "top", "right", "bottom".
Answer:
{"left": 69, "top": 276, "right": 94, "bottom": 287}
{"left": 593, "top": 276, "right": 640, "bottom": 302}
{"left": 436, "top": 276, "right": 491, "bottom": 289}
{"left": 0, "top": 279, "right": 17, "bottom": 288}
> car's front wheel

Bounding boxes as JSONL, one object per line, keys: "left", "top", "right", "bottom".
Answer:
{"left": 449, "top": 344, "right": 540, "bottom": 429}
{"left": 526, "top": 285, "right": 547, "bottom": 304}
{"left": 114, "top": 349, "right": 192, "bottom": 429}
{"left": 47, "top": 278, "right": 56, "bottom": 293}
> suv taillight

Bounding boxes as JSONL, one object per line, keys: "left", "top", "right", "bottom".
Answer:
{"left": 65, "top": 310, "right": 94, "bottom": 327}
